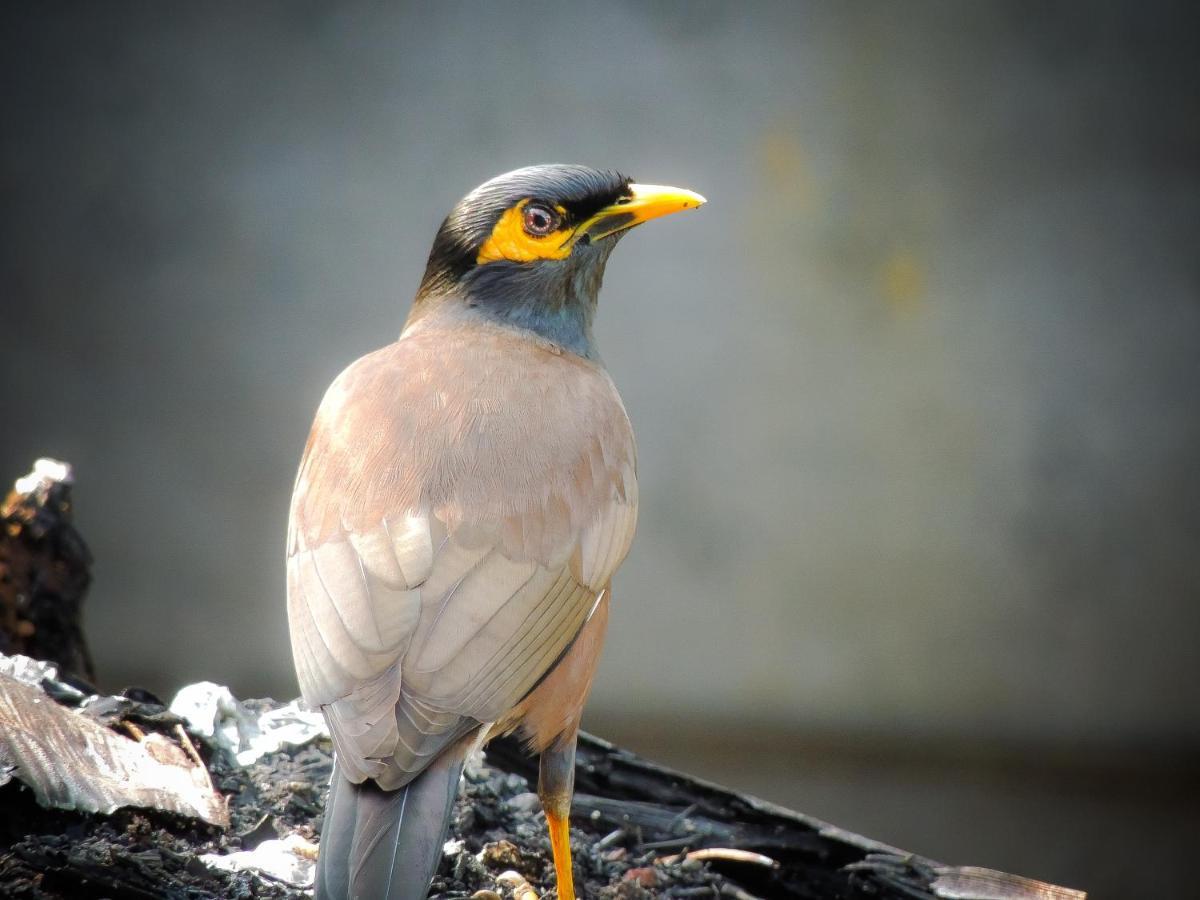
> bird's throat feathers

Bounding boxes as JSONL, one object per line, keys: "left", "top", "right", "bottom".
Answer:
{"left": 409, "top": 165, "right": 638, "bottom": 359}
{"left": 412, "top": 237, "right": 618, "bottom": 359}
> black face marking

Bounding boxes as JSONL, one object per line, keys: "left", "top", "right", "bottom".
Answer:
{"left": 559, "top": 183, "right": 633, "bottom": 228}
{"left": 582, "top": 211, "right": 636, "bottom": 242}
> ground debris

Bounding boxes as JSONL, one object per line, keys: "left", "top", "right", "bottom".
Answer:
{"left": 0, "top": 656, "right": 1086, "bottom": 899}
{"left": 0, "top": 667, "right": 227, "bottom": 827}
{"left": 0, "top": 460, "right": 1090, "bottom": 900}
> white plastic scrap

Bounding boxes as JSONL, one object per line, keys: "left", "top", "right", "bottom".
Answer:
{"left": 254, "top": 700, "right": 330, "bottom": 761}
{"left": 0, "top": 653, "right": 88, "bottom": 704}
{"left": 168, "top": 681, "right": 327, "bottom": 766}
{"left": 200, "top": 832, "right": 317, "bottom": 887}
{"left": 0, "top": 653, "right": 63, "bottom": 688}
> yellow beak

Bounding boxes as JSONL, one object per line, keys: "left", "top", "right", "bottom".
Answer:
{"left": 575, "top": 182, "right": 706, "bottom": 244}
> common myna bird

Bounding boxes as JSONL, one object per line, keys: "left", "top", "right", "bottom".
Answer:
{"left": 286, "top": 164, "right": 704, "bottom": 900}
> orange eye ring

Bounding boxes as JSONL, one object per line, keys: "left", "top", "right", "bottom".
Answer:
{"left": 476, "top": 202, "right": 571, "bottom": 264}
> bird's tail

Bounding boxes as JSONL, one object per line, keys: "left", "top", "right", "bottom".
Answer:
{"left": 315, "top": 749, "right": 467, "bottom": 900}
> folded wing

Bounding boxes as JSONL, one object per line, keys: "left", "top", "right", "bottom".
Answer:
{"left": 286, "top": 325, "right": 637, "bottom": 789}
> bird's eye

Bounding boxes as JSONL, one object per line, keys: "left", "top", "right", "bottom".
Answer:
{"left": 522, "top": 204, "right": 559, "bottom": 237}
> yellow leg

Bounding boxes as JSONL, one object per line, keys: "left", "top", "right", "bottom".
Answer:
{"left": 546, "top": 807, "right": 575, "bottom": 900}
{"left": 539, "top": 734, "right": 578, "bottom": 900}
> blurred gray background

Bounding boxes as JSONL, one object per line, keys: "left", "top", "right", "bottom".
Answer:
{"left": 2, "top": 2, "right": 1197, "bottom": 897}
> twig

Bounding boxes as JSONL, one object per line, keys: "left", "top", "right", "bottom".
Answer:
{"left": 594, "top": 828, "right": 626, "bottom": 850}
{"left": 668, "top": 802, "right": 699, "bottom": 828}
{"left": 174, "top": 724, "right": 206, "bottom": 770}
{"left": 173, "top": 722, "right": 221, "bottom": 800}
{"left": 657, "top": 848, "right": 780, "bottom": 869}
{"left": 641, "top": 834, "right": 699, "bottom": 850}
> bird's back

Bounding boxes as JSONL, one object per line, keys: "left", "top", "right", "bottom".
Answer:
{"left": 287, "top": 310, "right": 638, "bottom": 790}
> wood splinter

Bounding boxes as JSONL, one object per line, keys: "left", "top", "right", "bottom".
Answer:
{"left": 657, "top": 847, "right": 781, "bottom": 869}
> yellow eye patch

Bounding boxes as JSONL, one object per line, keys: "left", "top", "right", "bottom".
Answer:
{"left": 476, "top": 200, "right": 573, "bottom": 265}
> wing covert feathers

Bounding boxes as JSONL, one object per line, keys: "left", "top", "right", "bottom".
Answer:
{"left": 286, "top": 321, "right": 637, "bottom": 789}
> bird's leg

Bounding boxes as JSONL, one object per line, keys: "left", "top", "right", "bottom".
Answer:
{"left": 538, "top": 732, "right": 578, "bottom": 900}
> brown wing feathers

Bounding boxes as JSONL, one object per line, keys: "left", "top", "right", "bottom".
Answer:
{"left": 286, "top": 319, "right": 637, "bottom": 791}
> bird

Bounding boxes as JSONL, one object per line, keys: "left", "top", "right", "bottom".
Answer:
{"left": 286, "top": 164, "right": 705, "bottom": 900}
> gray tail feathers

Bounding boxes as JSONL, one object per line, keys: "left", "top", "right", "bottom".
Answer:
{"left": 315, "top": 751, "right": 467, "bottom": 900}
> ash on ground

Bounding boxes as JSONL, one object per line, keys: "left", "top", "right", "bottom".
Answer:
{"left": 0, "top": 670, "right": 751, "bottom": 900}
{"left": 434, "top": 755, "right": 735, "bottom": 900}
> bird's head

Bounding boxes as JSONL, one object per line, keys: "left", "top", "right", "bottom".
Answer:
{"left": 410, "top": 164, "right": 704, "bottom": 357}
